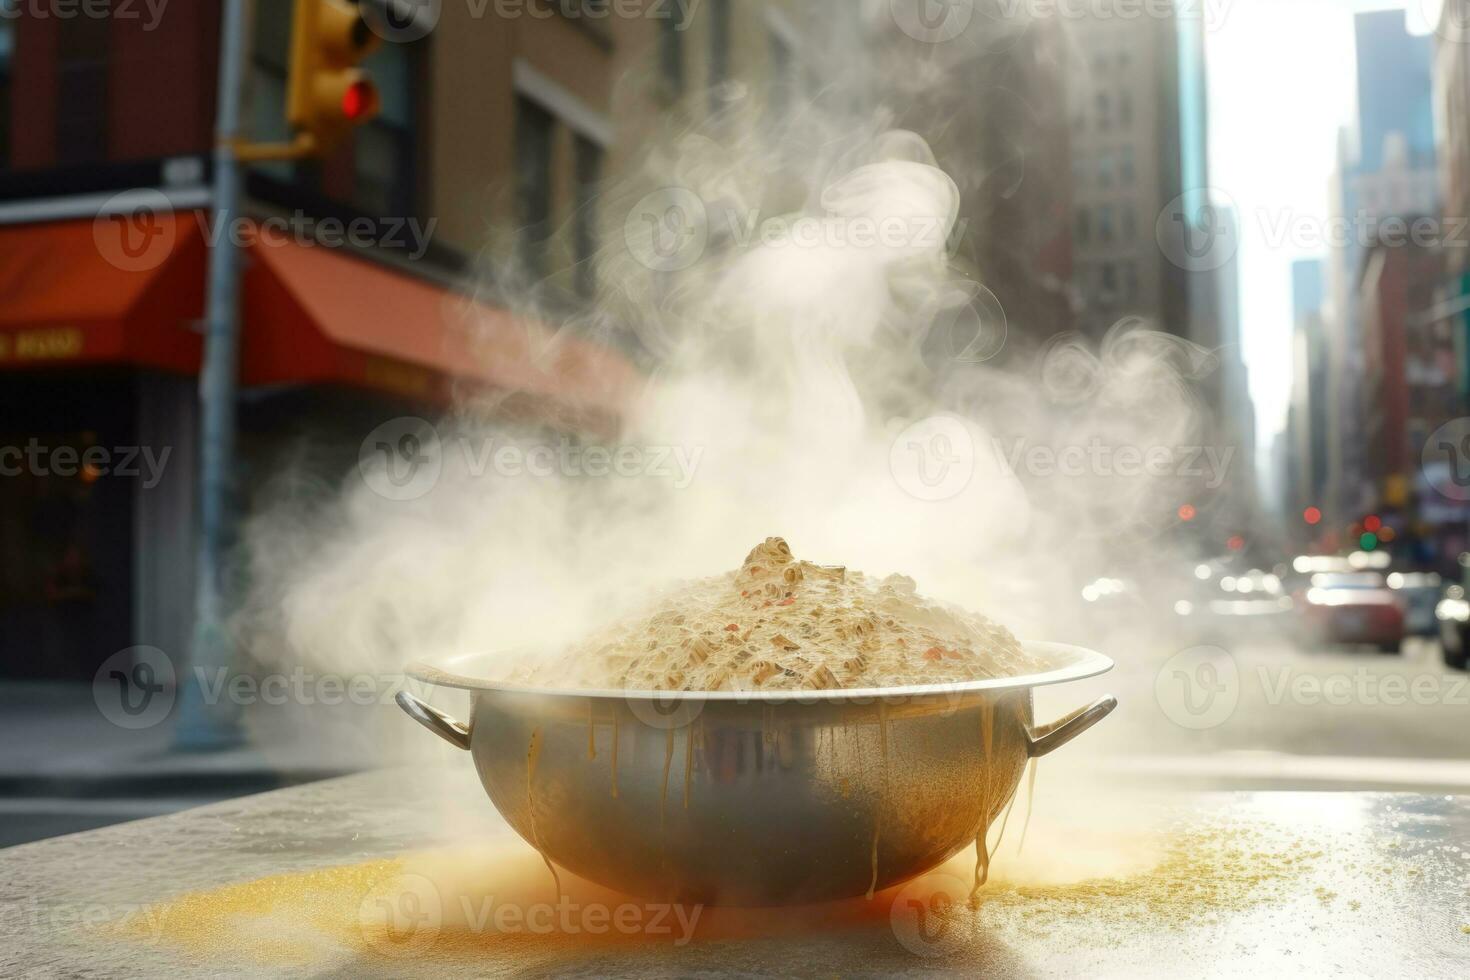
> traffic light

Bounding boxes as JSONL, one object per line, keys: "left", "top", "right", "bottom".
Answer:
{"left": 287, "top": 0, "right": 381, "bottom": 152}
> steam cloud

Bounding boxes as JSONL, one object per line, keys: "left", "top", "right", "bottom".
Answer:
{"left": 235, "top": 20, "right": 1225, "bottom": 751}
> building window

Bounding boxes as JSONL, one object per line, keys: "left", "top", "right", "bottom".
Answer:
{"left": 1096, "top": 92, "right": 1112, "bottom": 129}
{"left": 1119, "top": 91, "right": 1134, "bottom": 127}
{"left": 1098, "top": 151, "right": 1113, "bottom": 188}
{"left": 709, "top": 0, "right": 730, "bottom": 105}
{"left": 1098, "top": 204, "right": 1115, "bottom": 243}
{"left": 770, "top": 30, "right": 792, "bottom": 116}
{"left": 1121, "top": 206, "right": 1137, "bottom": 241}
{"left": 660, "top": 13, "right": 684, "bottom": 95}
{"left": 248, "top": 0, "right": 295, "bottom": 181}
{"left": 0, "top": 1, "right": 13, "bottom": 166}
{"left": 56, "top": 8, "right": 110, "bottom": 164}
{"left": 1100, "top": 262, "right": 1118, "bottom": 297}
{"left": 515, "top": 96, "right": 555, "bottom": 280}
{"left": 1123, "top": 262, "right": 1139, "bottom": 302}
{"left": 353, "top": 42, "right": 418, "bottom": 217}
{"left": 1075, "top": 208, "right": 1091, "bottom": 244}
{"left": 1119, "top": 147, "right": 1135, "bottom": 183}
{"left": 573, "top": 135, "right": 603, "bottom": 298}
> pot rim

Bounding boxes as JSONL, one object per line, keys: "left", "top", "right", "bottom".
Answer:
{"left": 405, "top": 640, "right": 1112, "bottom": 703}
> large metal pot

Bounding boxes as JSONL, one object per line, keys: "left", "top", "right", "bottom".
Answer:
{"left": 397, "top": 641, "right": 1116, "bottom": 906}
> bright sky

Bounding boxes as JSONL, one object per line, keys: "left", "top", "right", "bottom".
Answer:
{"left": 1205, "top": 0, "right": 1442, "bottom": 496}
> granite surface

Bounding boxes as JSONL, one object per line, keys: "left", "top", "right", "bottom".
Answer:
{"left": 2, "top": 766, "right": 1467, "bottom": 978}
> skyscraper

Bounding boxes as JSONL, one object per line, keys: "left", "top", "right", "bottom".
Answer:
{"left": 1288, "top": 259, "right": 1330, "bottom": 521}
{"left": 1066, "top": 14, "right": 1184, "bottom": 340}
{"left": 1323, "top": 9, "right": 1439, "bottom": 523}
{"left": 1065, "top": 10, "right": 1252, "bottom": 528}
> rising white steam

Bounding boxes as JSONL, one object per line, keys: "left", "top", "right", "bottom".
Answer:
{"left": 236, "top": 28, "right": 1224, "bottom": 738}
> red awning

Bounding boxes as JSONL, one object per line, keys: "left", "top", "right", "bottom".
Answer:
{"left": 0, "top": 214, "right": 639, "bottom": 429}
{"left": 0, "top": 212, "right": 205, "bottom": 372}
{"left": 241, "top": 226, "right": 639, "bottom": 427}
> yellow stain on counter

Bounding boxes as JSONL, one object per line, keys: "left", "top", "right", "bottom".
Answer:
{"left": 104, "top": 817, "right": 1343, "bottom": 969}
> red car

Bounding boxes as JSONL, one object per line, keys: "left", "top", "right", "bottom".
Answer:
{"left": 1296, "top": 572, "right": 1406, "bottom": 653}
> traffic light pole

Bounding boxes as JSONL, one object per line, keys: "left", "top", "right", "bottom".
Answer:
{"left": 175, "top": 0, "right": 251, "bottom": 750}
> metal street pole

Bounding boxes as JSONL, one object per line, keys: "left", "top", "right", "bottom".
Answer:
{"left": 175, "top": 0, "right": 251, "bottom": 750}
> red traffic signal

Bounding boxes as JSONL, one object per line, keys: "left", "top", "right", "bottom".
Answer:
{"left": 341, "top": 78, "right": 378, "bottom": 121}
{"left": 287, "top": 0, "right": 382, "bottom": 151}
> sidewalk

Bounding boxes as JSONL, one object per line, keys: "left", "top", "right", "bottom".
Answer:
{"left": 0, "top": 681, "right": 398, "bottom": 847}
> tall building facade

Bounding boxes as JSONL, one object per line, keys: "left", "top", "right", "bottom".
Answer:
{"left": 1065, "top": 14, "right": 1183, "bottom": 339}
{"left": 0, "top": 0, "right": 814, "bottom": 678}
{"left": 1064, "top": 9, "right": 1251, "bottom": 533}
{"left": 1433, "top": 0, "right": 1470, "bottom": 381}
{"left": 1287, "top": 258, "right": 1330, "bottom": 522}
{"left": 1324, "top": 9, "right": 1439, "bottom": 523}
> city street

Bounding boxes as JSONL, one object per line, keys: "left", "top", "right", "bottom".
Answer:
{"left": 4, "top": 0, "right": 1470, "bottom": 974}
{"left": 1072, "top": 630, "right": 1470, "bottom": 794}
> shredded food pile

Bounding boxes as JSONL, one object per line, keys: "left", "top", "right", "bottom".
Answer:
{"left": 520, "top": 537, "right": 1039, "bottom": 691}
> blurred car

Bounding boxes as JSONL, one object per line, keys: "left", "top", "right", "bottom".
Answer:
{"left": 1296, "top": 572, "right": 1406, "bottom": 653}
{"left": 1436, "top": 585, "right": 1470, "bottom": 671}
{"left": 1387, "top": 571, "right": 1443, "bottom": 637}
{"left": 1174, "top": 566, "right": 1296, "bottom": 643}
{"left": 1283, "top": 554, "right": 1352, "bottom": 595}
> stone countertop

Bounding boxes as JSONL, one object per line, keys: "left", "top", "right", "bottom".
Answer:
{"left": 2, "top": 766, "right": 1467, "bottom": 978}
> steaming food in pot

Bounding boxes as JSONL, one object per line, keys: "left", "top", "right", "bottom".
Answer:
{"left": 519, "top": 537, "right": 1040, "bottom": 691}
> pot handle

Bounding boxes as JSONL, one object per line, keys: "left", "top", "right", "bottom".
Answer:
{"left": 1026, "top": 695, "right": 1117, "bottom": 758}
{"left": 396, "top": 691, "right": 471, "bottom": 750}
